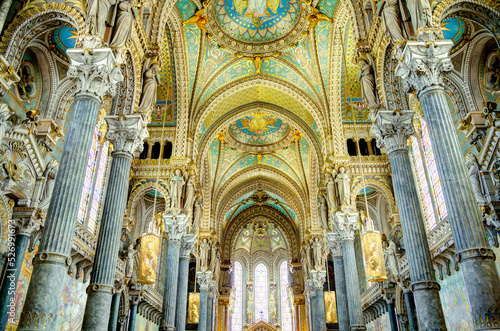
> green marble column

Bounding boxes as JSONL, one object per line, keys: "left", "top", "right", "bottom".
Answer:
{"left": 175, "top": 234, "right": 196, "bottom": 331}
{"left": 18, "top": 37, "right": 122, "bottom": 330}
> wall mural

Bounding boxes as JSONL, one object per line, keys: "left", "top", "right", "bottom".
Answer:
{"left": 365, "top": 312, "right": 390, "bottom": 331}
{"left": 136, "top": 314, "right": 160, "bottom": 331}
{"left": 437, "top": 269, "right": 474, "bottom": 330}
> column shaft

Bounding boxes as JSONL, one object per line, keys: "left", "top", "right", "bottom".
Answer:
{"left": 128, "top": 303, "right": 138, "bottom": 331}
{"left": 207, "top": 293, "right": 214, "bottom": 331}
{"left": 160, "top": 241, "right": 182, "bottom": 330}
{"left": 387, "top": 302, "right": 398, "bottom": 331}
{"left": 333, "top": 257, "right": 350, "bottom": 331}
{"left": 19, "top": 96, "right": 100, "bottom": 330}
{"left": 83, "top": 153, "right": 133, "bottom": 330}
{"left": 0, "top": 233, "right": 30, "bottom": 329}
{"left": 341, "top": 240, "right": 365, "bottom": 330}
{"left": 310, "top": 289, "right": 327, "bottom": 331}
{"left": 404, "top": 291, "right": 418, "bottom": 331}
{"left": 175, "top": 256, "right": 190, "bottom": 331}
{"left": 420, "top": 87, "right": 500, "bottom": 327}
{"left": 389, "top": 150, "right": 446, "bottom": 329}
{"left": 199, "top": 290, "right": 208, "bottom": 331}
{"left": 108, "top": 293, "right": 121, "bottom": 331}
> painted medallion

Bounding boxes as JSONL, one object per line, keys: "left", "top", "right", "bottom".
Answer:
{"left": 228, "top": 114, "right": 290, "bottom": 145}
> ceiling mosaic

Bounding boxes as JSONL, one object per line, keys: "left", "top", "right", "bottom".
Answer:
{"left": 228, "top": 114, "right": 290, "bottom": 145}
{"left": 234, "top": 220, "right": 288, "bottom": 253}
{"left": 154, "top": 27, "right": 176, "bottom": 126}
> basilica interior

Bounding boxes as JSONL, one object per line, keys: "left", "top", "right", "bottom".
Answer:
{"left": 0, "top": 0, "right": 499, "bottom": 330}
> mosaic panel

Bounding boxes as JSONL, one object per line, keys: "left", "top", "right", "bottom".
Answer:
{"left": 228, "top": 114, "right": 290, "bottom": 145}
{"left": 438, "top": 269, "right": 474, "bottom": 330}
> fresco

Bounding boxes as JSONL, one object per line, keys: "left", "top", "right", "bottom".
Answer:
{"left": 366, "top": 312, "right": 390, "bottom": 331}
{"left": 135, "top": 314, "right": 159, "bottom": 331}
{"left": 214, "top": 0, "right": 300, "bottom": 43}
{"left": 437, "top": 269, "right": 474, "bottom": 330}
{"left": 228, "top": 114, "right": 290, "bottom": 145}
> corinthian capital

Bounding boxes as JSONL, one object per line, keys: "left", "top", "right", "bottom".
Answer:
{"left": 370, "top": 110, "right": 415, "bottom": 154}
{"left": 105, "top": 115, "right": 149, "bottom": 156}
{"left": 395, "top": 38, "right": 453, "bottom": 95}
{"left": 307, "top": 268, "right": 326, "bottom": 290}
{"left": 335, "top": 211, "right": 359, "bottom": 241}
{"left": 197, "top": 270, "right": 214, "bottom": 291}
{"left": 66, "top": 39, "right": 123, "bottom": 101}
{"left": 325, "top": 232, "right": 342, "bottom": 257}
{"left": 163, "top": 209, "right": 189, "bottom": 242}
{"left": 180, "top": 233, "right": 196, "bottom": 258}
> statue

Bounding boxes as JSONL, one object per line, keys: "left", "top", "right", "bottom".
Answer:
{"left": 319, "top": 196, "right": 328, "bottom": 229}
{"left": 137, "top": 59, "right": 160, "bottom": 114}
{"left": 269, "top": 284, "right": 277, "bottom": 318}
{"left": 38, "top": 160, "right": 58, "bottom": 209}
{"left": 169, "top": 169, "right": 186, "bottom": 209}
{"left": 228, "top": 287, "right": 236, "bottom": 314}
{"left": 465, "top": 153, "right": 487, "bottom": 204}
{"left": 199, "top": 238, "right": 210, "bottom": 270}
{"left": 304, "top": 243, "right": 313, "bottom": 271}
{"left": 0, "top": 102, "right": 12, "bottom": 143}
{"left": 311, "top": 237, "right": 323, "bottom": 267}
{"left": 192, "top": 198, "right": 202, "bottom": 230}
{"left": 358, "top": 58, "right": 379, "bottom": 109}
{"left": 378, "top": 0, "right": 405, "bottom": 41}
{"left": 383, "top": 235, "right": 400, "bottom": 282}
{"left": 125, "top": 243, "right": 136, "bottom": 279}
{"left": 336, "top": 167, "right": 351, "bottom": 206}
{"left": 326, "top": 173, "right": 338, "bottom": 211}
{"left": 88, "top": 0, "right": 116, "bottom": 38}
{"left": 109, "top": 0, "right": 135, "bottom": 47}
{"left": 184, "top": 176, "right": 195, "bottom": 211}
{"left": 210, "top": 242, "right": 218, "bottom": 270}
{"left": 247, "top": 289, "right": 254, "bottom": 321}
{"left": 405, "top": 0, "right": 432, "bottom": 31}
{"left": 182, "top": 10, "right": 208, "bottom": 32}
{"left": 300, "top": 247, "right": 310, "bottom": 277}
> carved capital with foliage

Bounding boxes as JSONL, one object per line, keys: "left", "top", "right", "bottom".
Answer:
{"left": 163, "top": 209, "right": 189, "bottom": 242}
{"left": 180, "top": 233, "right": 196, "bottom": 258}
{"left": 105, "top": 115, "right": 149, "bottom": 156}
{"left": 325, "top": 232, "right": 342, "bottom": 258}
{"left": 307, "top": 267, "right": 326, "bottom": 290}
{"left": 371, "top": 110, "right": 415, "bottom": 155}
{"left": 197, "top": 270, "right": 214, "bottom": 292}
{"left": 334, "top": 211, "right": 359, "bottom": 241}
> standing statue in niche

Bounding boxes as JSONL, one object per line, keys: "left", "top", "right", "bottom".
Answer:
{"left": 382, "top": 234, "right": 400, "bottom": 282}
{"left": 300, "top": 247, "right": 310, "bottom": 277}
{"left": 358, "top": 57, "right": 380, "bottom": 109}
{"left": 404, "top": 0, "right": 432, "bottom": 31}
{"left": 199, "top": 238, "right": 210, "bottom": 270}
{"left": 304, "top": 242, "right": 313, "bottom": 270}
{"left": 38, "top": 160, "right": 58, "bottom": 209}
{"left": 184, "top": 176, "right": 195, "bottom": 211}
{"left": 326, "top": 173, "right": 338, "bottom": 211}
{"left": 125, "top": 243, "right": 137, "bottom": 279}
{"left": 192, "top": 198, "right": 202, "bottom": 230}
{"left": 336, "top": 167, "right": 351, "bottom": 206}
{"left": 169, "top": 169, "right": 185, "bottom": 209}
{"left": 378, "top": 0, "right": 405, "bottom": 41}
{"left": 311, "top": 237, "right": 323, "bottom": 267}
{"left": 465, "top": 153, "right": 488, "bottom": 204}
{"left": 319, "top": 196, "right": 329, "bottom": 229}
{"left": 269, "top": 284, "right": 277, "bottom": 318}
{"left": 88, "top": 0, "right": 116, "bottom": 38}
{"left": 109, "top": 0, "right": 135, "bottom": 47}
{"left": 137, "top": 59, "right": 160, "bottom": 114}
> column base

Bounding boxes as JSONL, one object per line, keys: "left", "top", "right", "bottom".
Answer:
{"left": 159, "top": 326, "right": 176, "bottom": 331}
{"left": 82, "top": 285, "right": 114, "bottom": 331}
{"left": 350, "top": 324, "right": 366, "bottom": 331}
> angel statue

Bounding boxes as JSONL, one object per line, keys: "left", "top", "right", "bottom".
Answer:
{"left": 137, "top": 58, "right": 160, "bottom": 114}
{"left": 377, "top": 0, "right": 405, "bottom": 41}
{"left": 336, "top": 167, "right": 351, "bottom": 206}
{"left": 405, "top": 0, "right": 433, "bottom": 31}
{"left": 192, "top": 198, "right": 202, "bottom": 230}
{"left": 465, "top": 153, "right": 488, "bottom": 204}
{"left": 319, "top": 196, "right": 329, "bottom": 229}
{"left": 88, "top": 0, "right": 116, "bottom": 38}
{"left": 326, "top": 172, "right": 339, "bottom": 211}
{"left": 183, "top": 10, "right": 208, "bottom": 32}
{"left": 184, "top": 175, "right": 195, "bottom": 211}
{"left": 38, "top": 160, "right": 58, "bottom": 209}
{"left": 169, "top": 169, "right": 185, "bottom": 209}
{"left": 199, "top": 238, "right": 210, "bottom": 270}
{"left": 358, "top": 56, "right": 380, "bottom": 109}
{"left": 311, "top": 237, "right": 323, "bottom": 267}
{"left": 125, "top": 243, "right": 137, "bottom": 279}
{"left": 110, "top": 0, "right": 135, "bottom": 47}
{"left": 382, "top": 234, "right": 400, "bottom": 282}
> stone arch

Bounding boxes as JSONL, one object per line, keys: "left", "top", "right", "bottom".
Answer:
{"left": 126, "top": 181, "right": 170, "bottom": 224}
{"left": 350, "top": 178, "right": 396, "bottom": 213}
{"left": 0, "top": 3, "right": 85, "bottom": 70}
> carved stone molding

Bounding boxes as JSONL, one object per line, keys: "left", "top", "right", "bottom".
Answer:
{"left": 334, "top": 211, "right": 359, "bottom": 241}
{"left": 105, "top": 115, "right": 149, "bottom": 156}
{"left": 180, "top": 233, "right": 196, "bottom": 258}
{"left": 163, "top": 209, "right": 189, "bottom": 242}
{"left": 371, "top": 110, "right": 415, "bottom": 154}
{"left": 197, "top": 270, "right": 214, "bottom": 292}
{"left": 325, "top": 232, "right": 342, "bottom": 257}
{"left": 306, "top": 268, "right": 327, "bottom": 290}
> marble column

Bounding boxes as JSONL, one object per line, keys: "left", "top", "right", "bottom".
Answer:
{"left": 387, "top": 301, "right": 398, "bottom": 331}
{"left": 18, "top": 38, "right": 122, "bottom": 331}
{"left": 396, "top": 33, "right": 500, "bottom": 329}
{"left": 207, "top": 285, "right": 216, "bottom": 331}
{"left": 336, "top": 211, "right": 365, "bottom": 331}
{"left": 108, "top": 293, "right": 121, "bottom": 331}
{"left": 365, "top": 138, "right": 374, "bottom": 156}
{"left": 0, "top": 215, "right": 40, "bottom": 330}
{"left": 128, "top": 297, "right": 140, "bottom": 331}
{"left": 175, "top": 234, "right": 196, "bottom": 331}
{"left": 404, "top": 291, "right": 418, "bottom": 331}
{"left": 83, "top": 115, "right": 148, "bottom": 331}
{"left": 197, "top": 271, "right": 213, "bottom": 331}
{"left": 307, "top": 269, "right": 327, "bottom": 331}
{"left": 147, "top": 140, "right": 154, "bottom": 158}
{"left": 326, "top": 233, "right": 350, "bottom": 331}
{"left": 371, "top": 109, "right": 446, "bottom": 330}
{"left": 160, "top": 210, "right": 189, "bottom": 331}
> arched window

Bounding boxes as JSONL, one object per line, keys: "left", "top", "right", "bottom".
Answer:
{"left": 232, "top": 262, "right": 243, "bottom": 331}
{"left": 254, "top": 263, "right": 269, "bottom": 322}
{"left": 280, "top": 261, "right": 293, "bottom": 330}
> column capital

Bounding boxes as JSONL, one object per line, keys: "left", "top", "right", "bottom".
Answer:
{"left": 163, "top": 209, "right": 189, "bottom": 242}
{"left": 105, "top": 115, "right": 149, "bottom": 156}
{"left": 395, "top": 36, "right": 453, "bottom": 95}
{"left": 334, "top": 211, "right": 359, "bottom": 241}
{"left": 325, "top": 232, "right": 342, "bottom": 258}
{"left": 180, "top": 233, "right": 196, "bottom": 258}
{"left": 306, "top": 268, "right": 326, "bottom": 291}
{"left": 197, "top": 270, "right": 214, "bottom": 292}
{"left": 66, "top": 37, "right": 123, "bottom": 101}
{"left": 12, "top": 207, "right": 44, "bottom": 237}
{"left": 370, "top": 110, "right": 415, "bottom": 154}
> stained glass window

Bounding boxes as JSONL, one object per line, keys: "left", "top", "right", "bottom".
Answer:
{"left": 232, "top": 262, "right": 243, "bottom": 331}
{"left": 78, "top": 125, "right": 99, "bottom": 223}
{"left": 411, "top": 136, "right": 437, "bottom": 230}
{"left": 87, "top": 141, "right": 109, "bottom": 234}
{"left": 421, "top": 121, "right": 448, "bottom": 221}
{"left": 280, "top": 261, "right": 293, "bottom": 330}
{"left": 254, "top": 263, "right": 269, "bottom": 322}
